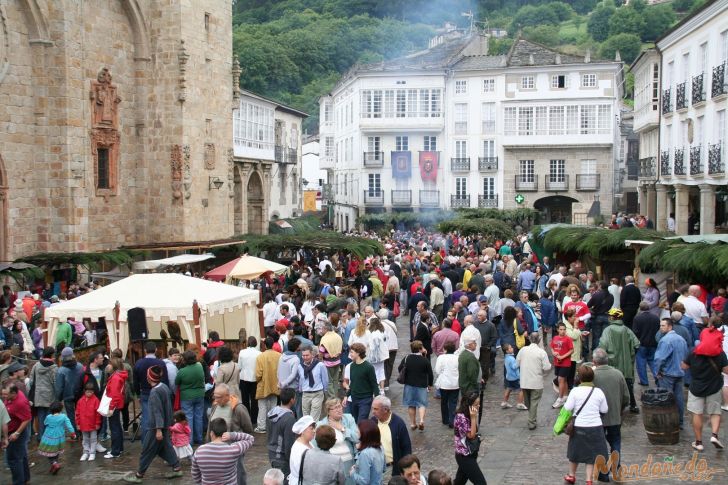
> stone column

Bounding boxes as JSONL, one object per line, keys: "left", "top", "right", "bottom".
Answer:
{"left": 639, "top": 185, "right": 648, "bottom": 216}
{"left": 655, "top": 184, "right": 668, "bottom": 231}
{"left": 675, "top": 184, "right": 690, "bottom": 235}
{"left": 646, "top": 185, "right": 657, "bottom": 224}
{"left": 699, "top": 184, "right": 716, "bottom": 235}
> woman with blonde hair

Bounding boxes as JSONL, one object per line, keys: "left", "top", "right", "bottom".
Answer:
{"left": 367, "top": 318, "right": 388, "bottom": 394}
{"left": 347, "top": 316, "right": 370, "bottom": 352}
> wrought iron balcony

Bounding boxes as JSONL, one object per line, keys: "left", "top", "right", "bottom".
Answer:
{"left": 690, "top": 146, "right": 703, "bottom": 176}
{"left": 575, "top": 174, "right": 600, "bottom": 191}
{"left": 713, "top": 63, "right": 727, "bottom": 98}
{"left": 676, "top": 82, "right": 687, "bottom": 110}
{"left": 692, "top": 73, "right": 706, "bottom": 104}
{"left": 545, "top": 174, "right": 569, "bottom": 191}
{"left": 478, "top": 194, "right": 498, "bottom": 208}
{"left": 639, "top": 157, "right": 656, "bottom": 179}
{"left": 419, "top": 190, "right": 439, "bottom": 207}
{"left": 450, "top": 195, "right": 470, "bottom": 208}
{"left": 515, "top": 175, "right": 538, "bottom": 191}
{"left": 275, "top": 145, "right": 284, "bottom": 163}
{"left": 709, "top": 142, "right": 724, "bottom": 175}
{"left": 391, "top": 190, "right": 412, "bottom": 206}
{"left": 363, "top": 189, "right": 384, "bottom": 205}
{"left": 286, "top": 148, "right": 297, "bottom": 164}
{"left": 660, "top": 150, "right": 671, "bottom": 177}
{"left": 363, "top": 151, "right": 384, "bottom": 167}
{"left": 478, "top": 157, "right": 498, "bottom": 172}
{"left": 662, "top": 88, "right": 672, "bottom": 113}
{"left": 674, "top": 148, "right": 686, "bottom": 176}
{"left": 450, "top": 158, "right": 470, "bottom": 171}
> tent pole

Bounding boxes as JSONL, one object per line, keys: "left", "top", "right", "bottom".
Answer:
{"left": 193, "top": 300, "right": 201, "bottom": 345}
{"left": 114, "top": 301, "right": 120, "bottom": 355}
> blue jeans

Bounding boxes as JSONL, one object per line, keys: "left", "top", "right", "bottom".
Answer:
{"left": 598, "top": 424, "right": 622, "bottom": 481}
{"left": 64, "top": 399, "right": 77, "bottom": 432}
{"left": 36, "top": 406, "right": 50, "bottom": 441}
{"left": 181, "top": 397, "right": 205, "bottom": 445}
{"left": 7, "top": 427, "right": 29, "bottom": 485}
{"left": 440, "top": 389, "right": 459, "bottom": 426}
{"left": 109, "top": 409, "right": 124, "bottom": 456}
{"left": 350, "top": 396, "right": 373, "bottom": 423}
{"left": 589, "top": 315, "right": 609, "bottom": 351}
{"left": 658, "top": 375, "right": 684, "bottom": 426}
{"left": 636, "top": 346, "right": 657, "bottom": 385}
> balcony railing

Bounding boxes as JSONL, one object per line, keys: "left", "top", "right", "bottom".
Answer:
{"left": 450, "top": 158, "right": 470, "bottom": 171}
{"left": 363, "top": 151, "right": 384, "bottom": 167}
{"left": 709, "top": 142, "right": 724, "bottom": 175}
{"left": 274, "top": 145, "right": 284, "bottom": 163}
{"left": 692, "top": 73, "right": 706, "bottom": 104}
{"left": 545, "top": 174, "right": 569, "bottom": 191}
{"left": 662, "top": 88, "right": 672, "bottom": 113}
{"left": 286, "top": 148, "right": 297, "bottom": 164}
{"left": 515, "top": 175, "right": 538, "bottom": 191}
{"left": 391, "top": 190, "right": 412, "bottom": 206}
{"left": 676, "top": 82, "right": 687, "bottom": 110}
{"left": 419, "top": 190, "right": 439, "bottom": 207}
{"left": 363, "top": 190, "right": 384, "bottom": 205}
{"left": 674, "top": 148, "right": 686, "bottom": 176}
{"left": 575, "top": 174, "right": 600, "bottom": 191}
{"left": 478, "top": 194, "right": 498, "bottom": 208}
{"left": 660, "top": 150, "right": 671, "bottom": 177}
{"left": 639, "top": 157, "right": 656, "bottom": 179}
{"left": 450, "top": 195, "right": 470, "bottom": 208}
{"left": 713, "top": 63, "right": 726, "bottom": 98}
{"left": 690, "top": 146, "right": 703, "bottom": 176}
{"left": 478, "top": 157, "right": 498, "bottom": 172}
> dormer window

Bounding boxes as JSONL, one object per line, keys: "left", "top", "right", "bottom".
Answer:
{"left": 521, "top": 76, "right": 534, "bottom": 90}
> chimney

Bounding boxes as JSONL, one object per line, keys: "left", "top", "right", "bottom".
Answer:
{"left": 528, "top": 54, "right": 534, "bottom": 65}
{"left": 462, "top": 34, "right": 489, "bottom": 56}
{"left": 585, "top": 49, "right": 591, "bottom": 63}
{"left": 555, "top": 54, "right": 561, "bottom": 65}
{"left": 615, "top": 50, "right": 621, "bottom": 62}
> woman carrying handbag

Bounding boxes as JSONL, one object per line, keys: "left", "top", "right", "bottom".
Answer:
{"left": 453, "top": 390, "right": 486, "bottom": 485}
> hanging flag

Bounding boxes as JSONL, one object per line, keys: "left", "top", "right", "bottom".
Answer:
{"left": 419, "top": 151, "right": 439, "bottom": 182}
{"left": 391, "top": 151, "right": 411, "bottom": 179}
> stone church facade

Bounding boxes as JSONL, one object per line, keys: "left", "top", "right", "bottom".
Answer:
{"left": 0, "top": 0, "right": 244, "bottom": 261}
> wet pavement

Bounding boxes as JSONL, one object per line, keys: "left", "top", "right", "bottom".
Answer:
{"left": 8, "top": 314, "right": 728, "bottom": 484}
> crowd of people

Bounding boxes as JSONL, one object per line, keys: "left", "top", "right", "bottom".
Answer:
{"left": 0, "top": 228, "right": 728, "bottom": 485}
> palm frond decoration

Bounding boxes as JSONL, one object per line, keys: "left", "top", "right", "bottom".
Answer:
{"left": 532, "top": 225, "right": 667, "bottom": 259}
{"left": 14, "top": 249, "right": 141, "bottom": 269}
{"left": 438, "top": 217, "right": 515, "bottom": 240}
{"left": 638, "top": 239, "right": 728, "bottom": 282}
{"left": 224, "top": 232, "right": 385, "bottom": 260}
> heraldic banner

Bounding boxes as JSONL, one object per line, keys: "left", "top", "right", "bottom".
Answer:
{"left": 391, "top": 151, "right": 412, "bottom": 179}
{"left": 419, "top": 151, "right": 439, "bottom": 182}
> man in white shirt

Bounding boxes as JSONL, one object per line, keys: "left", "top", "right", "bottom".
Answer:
{"left": 547, "top": 265, "right": 567, "bottom": 289}
{"left": 683, "top": 285, "right": 709, "bottom": 325}
{"left": 376, "top": 309, "right": 399, "bottom": 390}
{"left": 263, "top": 296, "right": 278, "bottom": 329}
{"left": 516, "top": 332, "right": 552, "bottom": 430}
{"left": 318, "top": 257, "right": 332, "bottom": 273}
{"left": 483, "top": 275, "right": 500, "bottom": 310}
{"left": 237, "top": 337, "right": 262, "bottom": 424}
{"left": 459, "top": 315, "right": 481, "bottom": 356}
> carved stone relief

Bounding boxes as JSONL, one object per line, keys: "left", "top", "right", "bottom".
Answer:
{"left": 204, "top": 143, "right": 216, "bottom": 170}
{"left": 183, "top": 145, "right": 192, "bottom": 199}
{"left": 171, "top": 144, "right": 183, "bottom": 202}
{"left": 89, "top": 68, "right": 121, "bottom": 195}
{"left": 227, "top": 148, "right": 234, "bottom": 197}
{"left": 178, "top": 40, "right": 189, "bottom": 102}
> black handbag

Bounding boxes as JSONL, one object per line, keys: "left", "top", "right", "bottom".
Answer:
{"left": 464, "top": 434, "right": 482, "bottom": 455}
{"left": 396, "top": 355, "right": 408, "bottom": 384}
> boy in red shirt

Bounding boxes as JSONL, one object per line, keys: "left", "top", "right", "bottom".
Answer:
{"left": 550, "top": 322, "right": 574, "bottom": 409}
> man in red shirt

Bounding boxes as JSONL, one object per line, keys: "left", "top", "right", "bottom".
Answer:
{"left": 550, "top": 322, "right": 574, "bottom": 409}
{"left": 3, "top": 381, "right": 32, "bottom": 484}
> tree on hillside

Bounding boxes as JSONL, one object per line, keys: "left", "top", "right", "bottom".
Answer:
{"left": 510, "top": 4, "right": 560, "bottom": 32}
{"left": 547, "top": 2, "right": 576, "bottom": 21}
{"left": 568, "top": 0, "right": 598, "bottom": 15}
{"left": 587, "top": 3, "right": 615, "bottom": 42}
{"left": 608, "top": 6, "right": 645, "bottom": 38}
{"left": 641, "top": 4, "right": 676, "bottom": 42}
{"left": 523, "top": 25, "right": 560, "bottom": 47}
{"left": 599, "top": 33, "right": 641, "bottom": 64}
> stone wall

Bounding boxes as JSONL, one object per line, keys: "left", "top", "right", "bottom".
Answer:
{"left": 0, "top": 0, "right": 234, "bottom": 260}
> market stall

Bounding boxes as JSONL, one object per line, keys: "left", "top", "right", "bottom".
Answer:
{"left": 204, "top": 254, "right": 287, "bottom": 283}
{"left": 43, "top": 273, "right": 259, "bottom": 356}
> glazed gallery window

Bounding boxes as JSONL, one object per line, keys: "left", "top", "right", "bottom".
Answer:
{"left": 362, "top": 89, "right": 442, "bottom": 118}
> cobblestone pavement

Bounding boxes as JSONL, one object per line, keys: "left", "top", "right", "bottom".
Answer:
{"left": 11, "top": 315, "right": 728, "bottom": 484}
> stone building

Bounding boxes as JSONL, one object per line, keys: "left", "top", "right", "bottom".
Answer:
{"left": 0, "top": 0, "right": 239, "bottom": 260}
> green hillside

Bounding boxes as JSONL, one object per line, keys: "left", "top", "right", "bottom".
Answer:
{"left": 233, "top": 0, "right": 707, "bottom": 132}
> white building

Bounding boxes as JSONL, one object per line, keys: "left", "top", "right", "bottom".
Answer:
{"left": 319, "top": 34, "right": 622, "bottom": 231}
{"left": 232, "top": 90, "right": 307, "bottom": 234}
{"left": 302, "top": 135, "right": 326, "bottom": 211}
{"left": 635, "top": 0, "right": 728, "bottom": 234}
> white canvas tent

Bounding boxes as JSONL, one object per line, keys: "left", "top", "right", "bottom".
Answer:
{"left": 44, "top": 274, "right": 259, "bottom": 356}
{"left": 132, "top": 253, "right": 215, "bottom": 271}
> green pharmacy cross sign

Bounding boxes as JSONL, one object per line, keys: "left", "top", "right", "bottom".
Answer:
{"left": 515, "top": 194, "right": 525, "bottom": 205}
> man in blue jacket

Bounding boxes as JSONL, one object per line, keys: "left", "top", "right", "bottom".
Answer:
{"left": 55, "top": 346, "right": 83, "bottom": 432}
{"left": 371, "top": 395, "right": 411, "bottom": 477}
{"left": 654, "top": 318, "right": 689, "bottom": 427}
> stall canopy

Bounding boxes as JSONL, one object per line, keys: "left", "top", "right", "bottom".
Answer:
{"left": 204, "top": 255, "right": 287, "bottom": 282}
{"left": 132, "top": 253, "right": 215, "bottom": 271}
{"left": 44, "top": 274, "right": 259, "bottom": 356}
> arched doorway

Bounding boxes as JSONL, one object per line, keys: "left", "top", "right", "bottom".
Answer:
{"left": 534, "top": 195, "right": 578, "bottom": 224}
{"left": 247, "top": 171, "right": 264, "bottom": 235}
{"left": 233, "top": 166, "right": 243, "bottom": 235}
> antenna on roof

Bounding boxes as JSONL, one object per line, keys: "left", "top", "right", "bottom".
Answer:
{"left": 461, "top": 10, "right": 474, "bottom": 36}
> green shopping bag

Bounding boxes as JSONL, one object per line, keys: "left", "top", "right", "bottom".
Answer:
{"left": 553, "top": 406, "right": 573, "bottom": 436}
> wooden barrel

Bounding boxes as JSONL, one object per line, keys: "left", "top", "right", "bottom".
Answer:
{"left": 641, "top": 389, "right": 680, "bottom": 445}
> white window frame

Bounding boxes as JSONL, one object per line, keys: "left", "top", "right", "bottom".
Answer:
{"left": 424, "top": 136, "right": 437, "bottom": 151}
{"left": 481, "top": 102, "right": 496, "bottom": 134}
{"left": 521, "top": 76, "right": 534, "bottom": 90}
{"left": 482, "top": 177, "right": 495, "bottom": 199}
{"left": 455, "top": 177, "right": 468, "bottom": 197}
{"left": 395, "top": 136, "right": 409, "bottom": 151}
{"left": 482, "top": 139, "right": 496, "bottom": 158}
{"left": 549, "top": 159, "right": 566, "bottom": 183}
{"left": 367, "top": 136, "right": 381, "bottom": 154}
{"left": 483, "top": 78, "right": 495, "bottom": 93}
{"left": 368, "top": 173, "right": 381, "bottom": 195}
{"left": 535, "top": 107, "right": 548, "bottom": 135}
{"left": 455, "top": 140, "right": 468, "bottom": 159}
{"left": 454, "top": 103, "right": 468, "bottom": 134}
{"left": 549, "top": 106, "right": 565, "bottom": 135}
{"left": 455, "top": 80, "right": 468, "bottom": 95}
{"left": 551, "top": 74, "right": 568, "bottom": 89}
{"left": 504, "top": 107, "right": 517, "bottom": 135}
{"left": 581, "top": 73, "right": 597, "bottom": 88}
{"left": 519, "top": 160, "right": 535, "bottom": 183}
{"left": 518, "top": 106, "right": 533, "bottom": 135}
